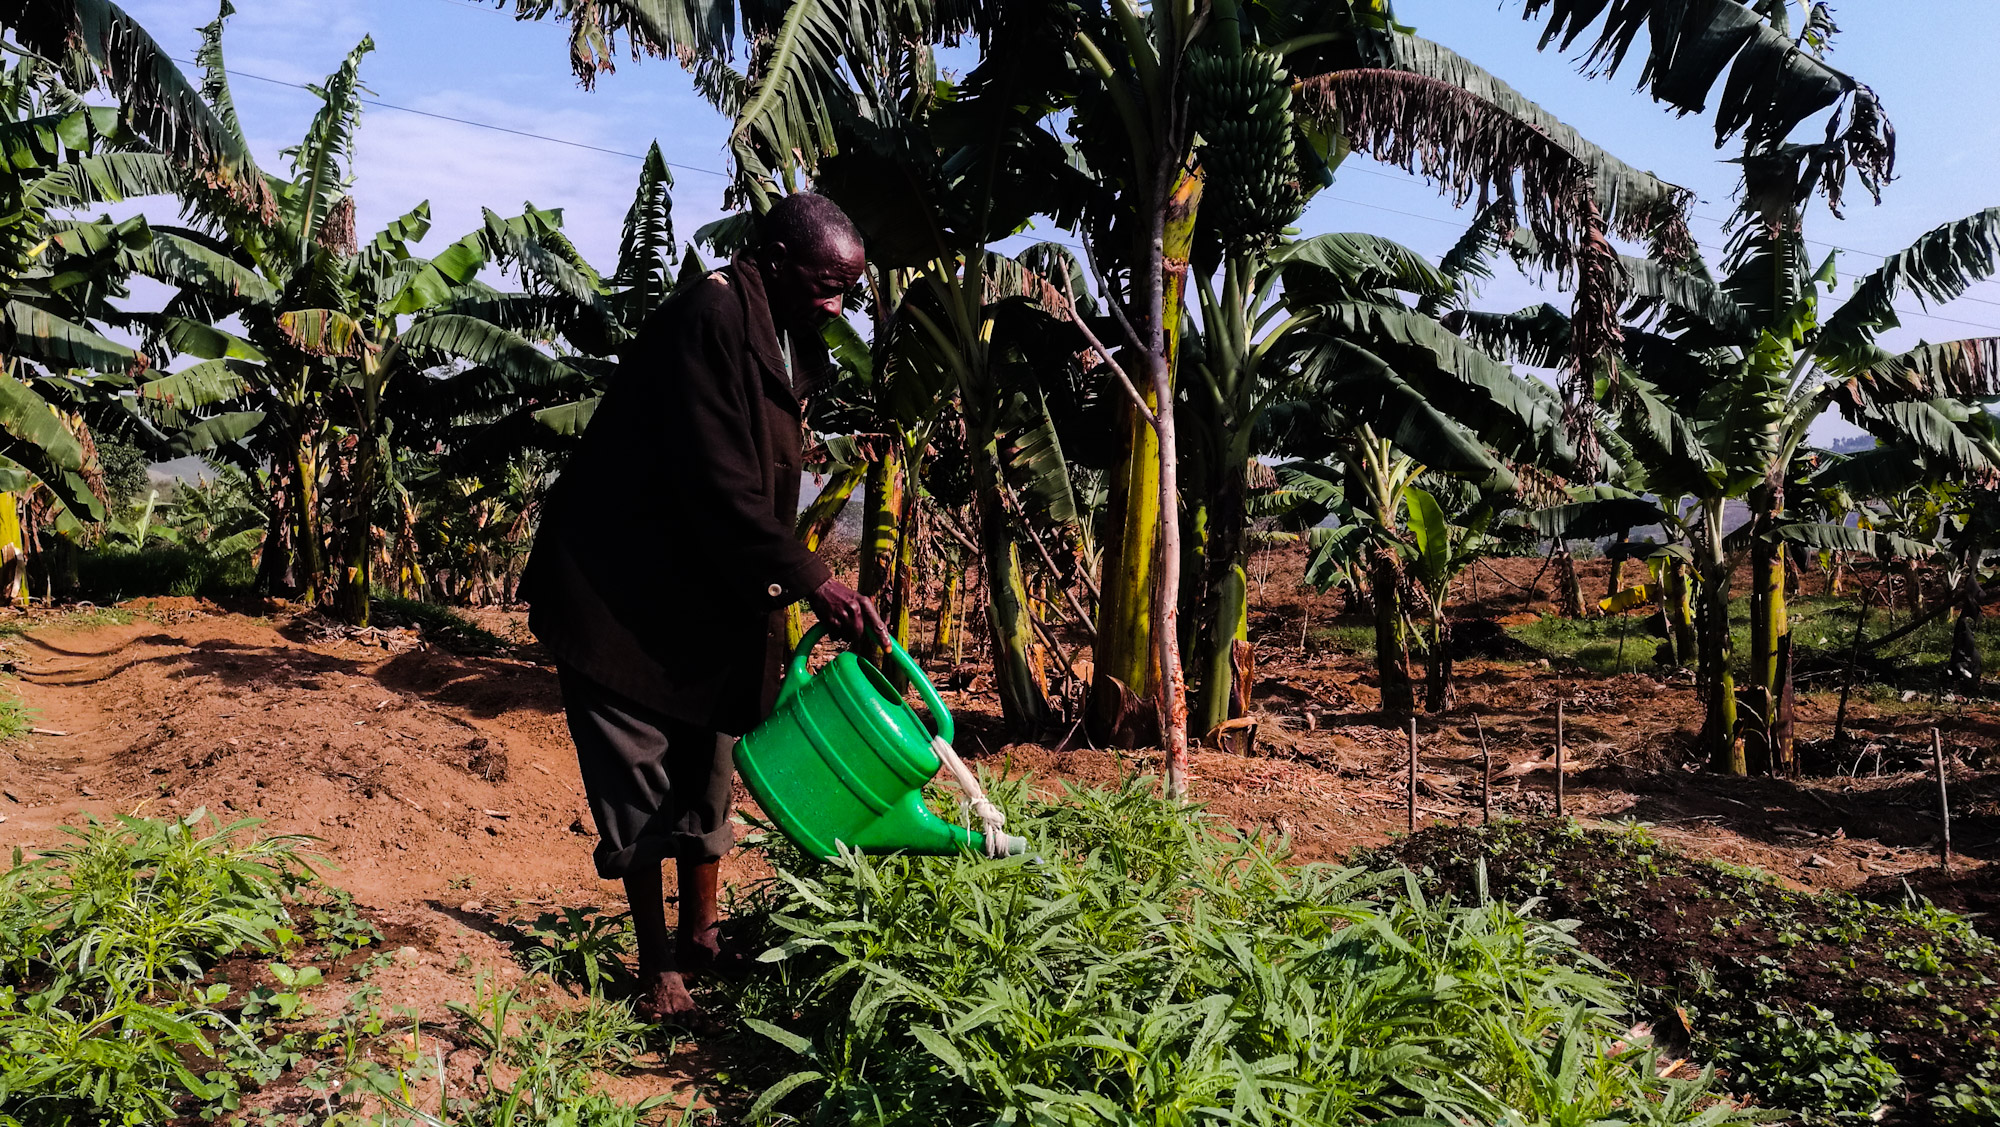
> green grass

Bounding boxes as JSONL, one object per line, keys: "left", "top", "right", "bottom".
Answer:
{"left": 0, "top": 605, "right": 132, "bottom": 640}
{"left": 1506, "top": 609, "right": 1667, "bottom": 674}
{"left": 0, "top": 690, "right": 32, "bottom": 740}
{"left": 71, "top": 544, "right": 256, "bottom": 602}
{"left": 1500, "top": 592, "right": 1980, "bottom": 688}
{"left": 722, "top": 777, "right": 1752, "bottom": 1126}
{"left": 1308, "top": 620, "right": 1377, "bottom": 658}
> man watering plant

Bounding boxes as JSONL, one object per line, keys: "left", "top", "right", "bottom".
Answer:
{"left": 523, "top": 193, "right": 882, "bottom": 1019}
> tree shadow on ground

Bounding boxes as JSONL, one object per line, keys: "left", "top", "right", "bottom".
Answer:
{"left": 373, "top": 649, "right": 562, "bottom": 719}
{"left": 1565, "top": 765, "right": 2000, "bottom": 862}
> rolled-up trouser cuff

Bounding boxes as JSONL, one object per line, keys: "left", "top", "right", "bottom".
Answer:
{"left": 591, "top": 822, "right": 737, "bottom": 880}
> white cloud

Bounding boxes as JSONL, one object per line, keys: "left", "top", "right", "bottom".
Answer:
{"left": 334, "top": 91, "right": 734, "bottom": 272}
{"left": 351, "top": 94, "right": 633, "bottom": 264}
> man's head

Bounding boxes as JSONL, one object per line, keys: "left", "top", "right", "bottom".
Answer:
{"left": 755, "top": 192, "right": 865, "bottom": 333}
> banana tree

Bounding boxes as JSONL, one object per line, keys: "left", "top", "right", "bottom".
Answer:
{"left": 0, "top": 50, "right": 214, "bottom": 576}
{"left": 1458, "top": 199, "right": 2000, "bottom": 772}
{"left": 120, "top": 20, "right": 593, "bottom": 623}
{"left": 1182, "top": 232, "right": 1459, "bottom": 733}
{"left": 1399, "top": 482, "right": 1521, "bottom": 711}
{"left": 1258, "top": 281, "right": 1590, "bottom": 721}
{"left": 1053, "top": 0, "right": 1678, "bottom": 777}
{"left": 1, "top": 0, "right": 270, "bottom": 215}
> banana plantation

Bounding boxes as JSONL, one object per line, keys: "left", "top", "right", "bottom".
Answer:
{"left": 7, "top": 0, "right": 1997, "bottom": 777}
{"left": 7, "top": 1, "right": 2000, "bottom": 1125}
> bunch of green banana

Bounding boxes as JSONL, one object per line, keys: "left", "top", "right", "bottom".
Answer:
{"left": 1186, "top": 48, "right": 1304, "bottom": 247}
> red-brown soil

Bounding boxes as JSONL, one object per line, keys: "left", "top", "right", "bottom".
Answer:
{"left": 0, "top": 544, "right": 1994, "bottom": 1115}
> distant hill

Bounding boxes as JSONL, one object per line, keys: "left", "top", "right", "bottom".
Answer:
{"left": 1824, "top": 435, "right": 1876, "bottom": 454}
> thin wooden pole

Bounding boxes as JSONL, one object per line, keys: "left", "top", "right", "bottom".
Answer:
{"left": 1833, "top": 587, "right": 1874, "bottom": 745}
{"left": 1406, "top": 718, "right": 1419, "bottom": 834}
{"left": 1934, "top": 727, "right": 1954, "bottom": 870}
{"left": 1554, "top": 700, "right": 1566, "bottom": 818}
{"left": 1475, "top": 714, "right": 1492, "bottom": 826}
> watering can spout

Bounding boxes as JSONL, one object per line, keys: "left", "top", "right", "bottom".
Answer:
{"left": 739, "top": 625, "right": 1006, "bottom": 859}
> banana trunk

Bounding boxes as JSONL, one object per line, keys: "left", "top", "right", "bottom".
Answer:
{"left": 0, "top": 493, "right": 25, "bottom": 607}
{"left": 1698, "top": 503, "right": 1743, "bottom": 774}
{"left": 859, "top": 445, "right": 905, "bottom": 598}
{"left": 1372, "top": 544, "right": 1415, "bottom": 721}
{"left": 291, "top": 424, "right": 325, "bottom": 605}
{"left": 1194, "top": 564, "right": 1249, "bottom": 739}
{"left": 932, "top": 567, "right": 960, "bottom": 660}
{"left": 1669, "top": 558, "right": 1698, "bottom": 667}
{"left": 1745, "top": 535, "right": 1792, "bottom": 774}
{"left": 1089, "top": 166, "right": 1201, "bottom": 750}
{"left": 786, "top": 463, "right": 865, "bottom": 648}
{"left": 977, "top": 447, "right": 1050, "bottom": 733}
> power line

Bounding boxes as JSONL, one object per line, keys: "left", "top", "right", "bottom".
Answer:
{"left": 183, "top": 49, "right": 2000, "bottom": 335}
{"left": 178, "top": 58, "right": 733, "bottom": 178}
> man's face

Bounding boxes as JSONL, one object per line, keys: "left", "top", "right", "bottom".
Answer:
{"left": 763, "top": 238, "right": 864, "bottom": 333}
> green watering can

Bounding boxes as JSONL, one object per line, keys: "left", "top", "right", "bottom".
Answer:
{"left": 735, "top": 624, "right": 1026, "bottom": 859}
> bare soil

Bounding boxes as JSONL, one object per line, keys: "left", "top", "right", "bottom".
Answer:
{"left": 0, "top": 543, "right": 1994, "bottom": 1118}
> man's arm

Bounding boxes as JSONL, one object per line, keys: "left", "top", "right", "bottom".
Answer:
{"left": 663, "top": 302, "right": 826, "bottom": 600}
{"left": 662, "top": 303, "right": 885, "bottom": 645}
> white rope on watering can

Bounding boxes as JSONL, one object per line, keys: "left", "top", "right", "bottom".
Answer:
{"left": 931, "top": 735, "right": 1009, "bottom": 858}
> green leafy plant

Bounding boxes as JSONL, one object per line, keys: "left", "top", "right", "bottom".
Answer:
{"left": 505, "top": 906, "right": 633, "bottom": 996}
{"left": 0, "top": 693, "right": 31, "bottom": 742}
{"left": 0, "top": 811, "right": 321, "bottom": 1125}
{"left": 1710, "top": 1005, "right": 1902, "bottom": 1124}
{"left": 728, "top": 777, "right": 1751, "bottom": 1126}
{"left": 17, "top": 810, "right": 313, "bottom": 998}
{"left": 337, "top": 981, "right": 675, "bottom": 1126}
{"left": 1932, "top": 1045, "right": 2000, "bottom": 1124}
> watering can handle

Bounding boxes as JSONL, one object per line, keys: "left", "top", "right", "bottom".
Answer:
{"left": 782, "top": 624, "right": 956, "bottom": 746}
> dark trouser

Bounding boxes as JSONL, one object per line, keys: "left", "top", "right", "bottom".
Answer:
{"left": 558, "top": 664, "right": 737, "bottom": 879}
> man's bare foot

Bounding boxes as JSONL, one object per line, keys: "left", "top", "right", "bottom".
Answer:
{"left": 678, "top": 924, "right": 752, "bottom": 977}
{"left": 633, "top": 969, "right": 698, "bottom": 1021}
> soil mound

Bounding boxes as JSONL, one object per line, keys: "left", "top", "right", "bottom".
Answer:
{"left": 1857, "top": 864, "right": 2000, "bottom": 937}
{"left": 0, "top": 611, "right": 617, "bottom": 909}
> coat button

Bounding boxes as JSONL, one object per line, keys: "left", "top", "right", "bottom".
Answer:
{"left": 767, "top": 583, "right": 784, "bottom": 598}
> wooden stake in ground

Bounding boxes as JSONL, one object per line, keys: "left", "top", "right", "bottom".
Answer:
{"left": 1934, "top": 727, "right": 1954, "bottom": 869}
{"left": 1832, "top": 588, "right": 1872, "bottom": 745}
{"left": 1406, "top": 718, "right": 1418, "bottom": 834}
{"left": 1475, "top": 715, "right": 1492, "bottom": 825}
{"left": 1555, "top": 700, "right": 1566, "bottom": 818}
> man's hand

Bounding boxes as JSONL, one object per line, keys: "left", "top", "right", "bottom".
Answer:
{"left": 807, "top": 576, "right": 891, "bottom": 649}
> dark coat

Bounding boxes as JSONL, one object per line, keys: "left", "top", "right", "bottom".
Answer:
{"left": 523, "top": 255, "right": 832, "bottom": 735}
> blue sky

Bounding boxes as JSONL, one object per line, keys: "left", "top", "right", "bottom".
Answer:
{"left": 116, "top": 0, "right": 2000, "bottom": 421}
